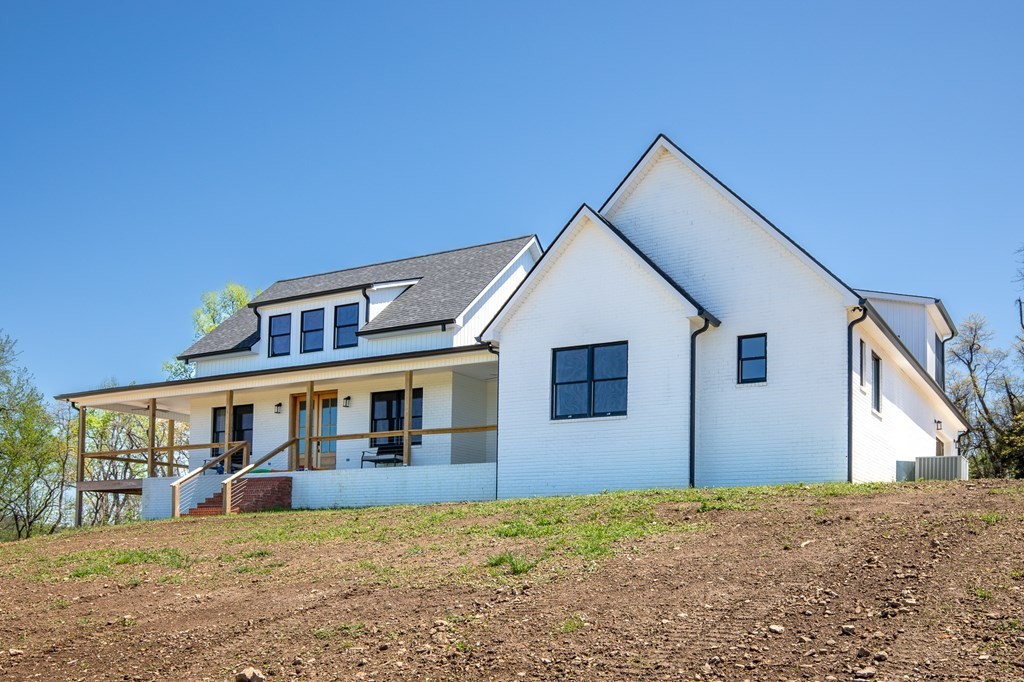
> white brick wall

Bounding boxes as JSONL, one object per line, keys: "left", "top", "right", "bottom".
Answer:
{"left": 851, "top": 325, "right": 952, "bottom": 482}
{"left": 141, "top": 465, "right": 497, "bottom": 519}
{"left": 287, "top": 463, "right": 496, "bottom": 509}
{"left": 605, "top": 148, "right": 849, "bottom": 486}
{"left": 495, "top": 216, "right": 695, "bottom": 498}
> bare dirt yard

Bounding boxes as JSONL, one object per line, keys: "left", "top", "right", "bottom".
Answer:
{"left": 1, "top": 480, "right": 1023, "bottom": 681}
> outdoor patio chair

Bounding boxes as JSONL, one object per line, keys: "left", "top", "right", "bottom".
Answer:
{"left": 360, "top": 442, "right": 405, "bottom": 468}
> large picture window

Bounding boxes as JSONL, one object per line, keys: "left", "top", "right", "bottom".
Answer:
{"left": 370, "top": 388, "right": 423, "bottom": 447}
{"left": 268, "top": 314, "right": 291, "bottom": 357}
{"left": 551, "top": 342, "right": 628, "bottom": 419}
{"left": 334, "top": 303, "right": 359, "bottom": 349}
{"left": 301, "top": 309, "right": 324, "bottom": 353}
{"left": 737, "top": 334, "right": 767, "bottom": 384}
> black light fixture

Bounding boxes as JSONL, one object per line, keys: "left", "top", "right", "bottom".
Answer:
{"left": 934, "top": 420, "right": 942, "bottom": 431}
{"left": 343, "top": 396, "right": 352, "bottom": 408}
{"left": 274, "top": 402, "right": 283, "bottom": 414}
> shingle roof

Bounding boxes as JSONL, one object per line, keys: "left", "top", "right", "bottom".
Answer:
{"left": 178, "top": 236, "right": 536, "bottom": 360}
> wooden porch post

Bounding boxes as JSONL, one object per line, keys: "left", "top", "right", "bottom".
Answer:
{"left": 403, "top": 370, "right": 413, "bottom": 465}
{"left": 166, "top": 419, "right": 175, "bottom": 477}
{"left": 224, "top": 390, "right": 234, "bottom": 471}
{"left": 305, "top": 381, "right": 314, "bottom": 469}
{"left": 147, "top": 399, "right": 157, "bottom": 477}
{"left": 75, "top": 406, "right": 87, "bottom": 527}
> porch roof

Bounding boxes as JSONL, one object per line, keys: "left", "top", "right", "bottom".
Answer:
{"left": 55, "top": 344, "right": 495, "bottom": 418}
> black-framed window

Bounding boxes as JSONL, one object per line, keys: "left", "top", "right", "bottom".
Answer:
{"left": 551, "top": 342, "right": 628, "bottom": 419}
{"left": 212, "top": 404, "right": 254, "bottom": 470}
{"left": 370, "top": 388, "right": 423, "bottom": 447}
{"left": 268, "top": 314, "right": 291, "bottom": 357}
{"left": 737, "top": 334, "right": 767, "bottom": 384}
{"left": 935, "top": 333, "right": 945, "bottom": 389}
{"left": 300, "top": 309, "right": 324, "bottom": 353}
{"left": 334, "top": 303, "right": 359, "bottom": 349}
{"left": 871, "top": 352, "right": 882, "bottom": 412}
{"left": 859, "top": 339, "right": 866, "bottom": 387}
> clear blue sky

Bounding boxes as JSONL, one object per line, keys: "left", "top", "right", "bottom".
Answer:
{"left": 2, "top": 2, "right": 1021, "bottom": 399}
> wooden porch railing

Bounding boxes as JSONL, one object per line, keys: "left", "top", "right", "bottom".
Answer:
{"left": 219, "top": 438, "right": 299, "bottom": 515}
{"left": 169, "top": 441, "right": 250, "bottom": 518}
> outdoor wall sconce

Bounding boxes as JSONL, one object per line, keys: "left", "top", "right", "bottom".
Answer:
{"left": 274, "top": 403, "right": 283, "bottom": 414}
{"left": 343, "top": 396, "right": 352, "bottom": 408}
{"left": 934, "top": 420, "right": 942, "bottom": 431}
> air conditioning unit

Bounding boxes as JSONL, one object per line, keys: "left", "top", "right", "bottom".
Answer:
{"left": 915, "top": 455, "right": 969, "bottom": 481}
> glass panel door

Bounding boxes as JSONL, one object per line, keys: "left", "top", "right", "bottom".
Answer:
{"left": 318, "top": 396, "right": 338, "bottom": 469}
{"left": 292, "top": 392, "right": 338, "bottom": 470}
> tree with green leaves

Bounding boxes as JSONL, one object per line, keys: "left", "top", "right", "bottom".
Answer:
{"left": 163, "top": 282, "right": 260, "bottom": 380}
{"left": 947, "top": 247, "right": 1024, "bottom": 478}
{"left": 0, "top": 332, "right": 69, "bottom": 539}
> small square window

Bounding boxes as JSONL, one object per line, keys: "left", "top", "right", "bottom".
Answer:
{"left": 737, "top": 334, "right": 767, "bottom": 384}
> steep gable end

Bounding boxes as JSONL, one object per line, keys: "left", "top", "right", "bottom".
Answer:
{"left": 482, "top": 205, "right": 716, "bottom": 342}
{"left": 602, "top": 135, "right": 860, "bottom": 311}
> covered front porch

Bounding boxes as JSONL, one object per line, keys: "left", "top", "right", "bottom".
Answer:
{"left": 61, "top": 347, "right": 499, "bottom": 521}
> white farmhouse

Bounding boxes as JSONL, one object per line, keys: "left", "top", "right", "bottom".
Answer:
{"left": 57, "top": 134, "right": 967, "bottom": 521}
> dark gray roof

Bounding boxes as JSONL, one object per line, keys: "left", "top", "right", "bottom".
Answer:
{"left": 178, "top": 236, "right": 536, "bottom": 360}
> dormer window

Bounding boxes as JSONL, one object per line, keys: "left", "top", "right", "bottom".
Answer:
{"left": 301, "top": 309, "right": 324, "bottom": 353}
{"left": 269, "top": 314, "right": 291, "bottom": 357}
{"left": 334, "top": 303, "right": 359, "bottom": 348}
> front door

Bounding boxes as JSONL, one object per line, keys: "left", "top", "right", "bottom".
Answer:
{"left": 292, "top": 392, "right": 338, "bottom": 470}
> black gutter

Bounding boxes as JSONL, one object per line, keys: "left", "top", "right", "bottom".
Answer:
{"left": 689, "top": 318, "right": 712, "bottom": 488}
{"left": 485, "top": 343, "right": 500, "bottom": 501}
{"left": 847, "top": 302, "right": 869, "bottom": 483}
{"left": 361, "top": 287, "right": 371, "bottom": 324}
{"left": 55, "top": 344, "right": 493, "bottom": 401}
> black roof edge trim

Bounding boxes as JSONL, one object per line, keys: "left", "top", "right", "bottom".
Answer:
{"left": 586, "top": 206, "right": 720, "bottom": 326}
{"left": 177, "top": 345, "right": 257, "bottom": 362}
{"left": 861, "top": 302, "right": 967, "bottom": 426}
{"left": 248, "top": 283, "right": 371, "bottom": 309}
{"left": 599, "top": 134, "right": 862, "bottom": 305}
{"left": 55, "top": 344, "right": 492, "bottom": 402}
{"left": 355, "top": 319, "right": 458, "bottom": 336}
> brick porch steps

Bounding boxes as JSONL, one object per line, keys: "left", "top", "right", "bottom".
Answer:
{"left": 184, "top": 476, "right": 292, "bottom": 517}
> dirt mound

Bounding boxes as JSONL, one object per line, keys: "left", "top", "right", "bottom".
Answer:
{"left": 1, "top": 480, "right": 1022, "bottom": 680}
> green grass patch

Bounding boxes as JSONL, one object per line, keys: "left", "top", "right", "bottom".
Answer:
{"left": 978, "top": 511, "right": 1004, "bottom": 525}
{"left": 971, "top": 585, "right": 993, "bottom": 600}
{"left": 486, "top": 551, "right": 536, "bottom": 575}
{"left": 560, "top": 613, "right": 586, "bottom": 633}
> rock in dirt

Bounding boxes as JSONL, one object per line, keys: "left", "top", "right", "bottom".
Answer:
{"left": 769, "top": 624, "right": 785, "bottom": 634}
{"left": 8, "top": 649, "right": 24, "bottom": 657}
{"left": 841, "top": 624, "right": 856, "bottom": 636}
{"left": 854, "top": 667, "right": 877, "bottom": 679}
{"left": 856, "top": 647, "right": 871, "bottom": 658}
{"left": 874, "top": 651, "right": 888, "bottom": 661}
{"left": 235, "top": 667, "right": 266, "bottom": 682}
